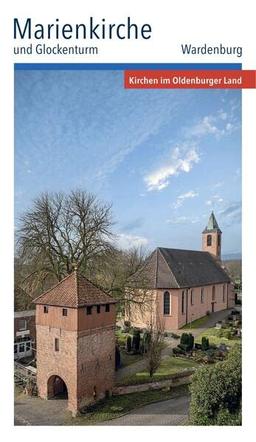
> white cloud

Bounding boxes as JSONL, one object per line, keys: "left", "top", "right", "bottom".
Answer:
{"left": 219, "top": 111, "right": 227, "bottom": 120}
{"left": 144, "top": 144, "right": 200, "bottom": 192}
{"left": 205, "top": 195, "right": 224, "bottom": 207}
{"left": 218, "top": 201, "right": 241, "bottom": 226}
{"left": 114, "top": 233, "right": 149, "bottom": 250}
{"left": 184, "top": 108, "right": 239, "bottom": 140}
{"left": 166, "top": 215, "right": 199, "bottom": 225}
{"left": 173, "top": 190, "right": 199, "bottom": 209}
{"left": 188, "top": 115, "right": 220, "bottom": 137}
{"left": 213, "top": 181, "right": 224, "bottom": 189}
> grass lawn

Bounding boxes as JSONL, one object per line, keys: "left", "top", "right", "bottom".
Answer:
{"left": 116, "top": 330, "right": 143, "bottom": 367}
{"left": 181, "top": 315, "right": 209, "bottom": 329}
{"left": 118, "top": 356, "right": 200, "bottom": 386}
{"left": 195, "top": 326, "right": 241, "bottom": 347}
{"left": 116, "top": 329, "right": 128, "bottom": 346}
{"left": 120, "top": 350, "right": 143, "bottom": 367}
{"left": 65, "top": 384, "right": 189, "bottom": 425}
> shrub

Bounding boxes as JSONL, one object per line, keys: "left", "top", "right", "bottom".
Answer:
{"left": 132, "top": 330, "right": 141, "bottom": 352}
{"left": 215, "top": 408, "right": 242, "bottom": 425}
{"left": 189, "top": 345, "right": 241, "bottom": 425}
{"left": 126, "top": 335, "right": 132, "bottom": 352}
{"left": 180, "top": 332, "right": 194, "bottom": 351}
{"left": 178, "top": 343, "right": 190, "bottom": 352}
{"left": 173, "top": 346, "right": 185, "bottom": 356}
{"left": 222, "top": 330, "right": 232, "bottom": 340}
{"left": 201, "top": 336, "right": 209, "bottom": 351}
{"left": 170, "top": 332, "right": 180, "bottom": 339}
{"left": 216, "top": 329, "right": 224, "bottom": 338}
{"left": 189, "top": 333, "right": 194, "bottom": 349}
{"left": 142, "top": 332, "right": 151, "bottom": 354}
{"left": 115, "top": 346, "right": 121, "bottom": 370}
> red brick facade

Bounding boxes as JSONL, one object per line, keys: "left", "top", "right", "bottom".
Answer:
{"left": 35, "top": 272, "right": 116, "bottom": 416}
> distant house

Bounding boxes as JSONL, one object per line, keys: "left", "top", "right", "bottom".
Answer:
{"left": 14, "top": 310, "right": 36, "bottom": 360}
{"left": 126, "top": 212, "right": 235, "bottom": 330}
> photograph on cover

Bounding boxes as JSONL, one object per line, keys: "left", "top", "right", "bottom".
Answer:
{"left": 14, "top": 68, "right": 241, "bottom": 426}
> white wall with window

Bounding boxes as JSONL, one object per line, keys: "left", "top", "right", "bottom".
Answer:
{"left": 14, "top": 338, "right": 33, "bottom": 360}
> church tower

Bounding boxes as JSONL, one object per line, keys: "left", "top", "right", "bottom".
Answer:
{"left": 202, "top": 211, "right": 222, "bottom": 259}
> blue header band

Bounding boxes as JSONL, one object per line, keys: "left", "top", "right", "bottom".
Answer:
{"left": 14, "top": 63, "right": 242, "bottom": 71}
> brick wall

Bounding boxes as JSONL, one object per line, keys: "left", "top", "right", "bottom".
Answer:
{"left": 77, "top": 325, "right": 116, "bottom": 409}
{"left": 36, "top": 305, "right": 116, "bottom": 416}
{"left": 36, "top": 324, "right": 78, "bottom": 414}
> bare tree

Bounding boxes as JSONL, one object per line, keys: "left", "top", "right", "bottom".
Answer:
{"left": 86, "top": 246, "right": 152, "bottom": 313}
{"left": 16, "top": 190, "right": 114, "bottom": 293}
{"left": 146, "top": 316, "right": 165, "bottom": 377}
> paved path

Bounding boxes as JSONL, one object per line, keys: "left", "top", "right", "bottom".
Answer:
{"left": 100, "top": 394, "right": 189, "bottom": 426}
{"left": 116, "top": 308, "right": 233, "bottom": 382}
{"left": 182, "top": 308, "right": 235, "bottom": 338}
{"left": 15, "top": 396, "right": 69, "bottom": 426}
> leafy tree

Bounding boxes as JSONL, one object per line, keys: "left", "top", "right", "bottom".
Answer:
{"left": 189, "top": 345, "right": 241, "bottom": 425}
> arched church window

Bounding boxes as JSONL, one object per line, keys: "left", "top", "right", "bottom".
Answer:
{"left": 212, "top": 285, "right": 216, "bottom": 301}
{"left": 181, "top": 291, "right": 185, "bottom": 314}
{"left": 163, "top": 291, "right": 171, "bottom": 315}
{"left": 207, "top": 234, "right": 212, "bottom": 246}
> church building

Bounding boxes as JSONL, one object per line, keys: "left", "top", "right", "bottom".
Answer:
{"left": 34, "top": 270, "right": 117, "bottom": 416}
{"left": 126, "top": 212, "right": 235, "bottom": 330}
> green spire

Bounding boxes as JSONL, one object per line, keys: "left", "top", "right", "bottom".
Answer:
{"left": 202, "top": 211, "right": 222, "bottom": 233}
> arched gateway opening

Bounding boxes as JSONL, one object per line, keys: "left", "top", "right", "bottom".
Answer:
{"left": 47, "top": 375, "right": 68, "bottom": 400}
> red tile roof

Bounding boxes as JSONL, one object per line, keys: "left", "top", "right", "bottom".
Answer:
{"left": 33, "top": 271, "right": 116, "bottom": 308}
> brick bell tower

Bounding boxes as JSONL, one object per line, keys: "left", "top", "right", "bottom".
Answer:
{"left": 202, "top": 211, "right": 222, "bottom": 259}
{"left": 34, "top": 270, "right": 117, "bottom": 416}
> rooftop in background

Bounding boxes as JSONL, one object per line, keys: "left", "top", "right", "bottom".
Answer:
{"left": 129, "top": 247, "right": 230, "bottom": 289}
{"left": 202, "top": 211, "right": 222, "bottom": 233}
{"left": 33, "top": 270, "right": 116, "bottom": 308}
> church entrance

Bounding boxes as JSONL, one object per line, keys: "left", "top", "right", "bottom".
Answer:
{"left": 47, "top": 375, "right": 68, "bottom": 399}
{"left": 211, "top": 302, "right": 215, "bottom": 313}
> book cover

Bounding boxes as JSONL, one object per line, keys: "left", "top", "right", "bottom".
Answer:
{"left": 0, "top": 0, "right": 255, "bottom": 437}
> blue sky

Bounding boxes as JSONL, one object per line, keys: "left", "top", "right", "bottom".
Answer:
{"left": 15, "top": 70, "right": 241, "bottom": 256}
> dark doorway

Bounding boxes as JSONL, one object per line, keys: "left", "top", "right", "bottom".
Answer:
{"left": 211, "top": 302, "right": 215, "bottom": 313}
{"left": 47, "top": 375, "right": 68, "bottom": 399}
